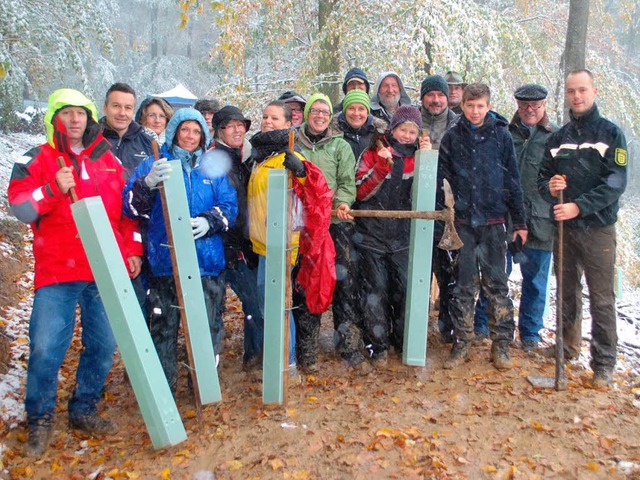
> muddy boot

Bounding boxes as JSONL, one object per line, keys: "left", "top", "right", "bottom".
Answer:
{"left": 25, "top": 418, "right": 53, "bottom": 458}
{"left": 491, "top": 341, "right": 512, "bottom": 371}
{"left": 590, "top": 367, "right": 613, "bottom": 389}
{"left": 443, "top": 340, "right": 470, "bottom": 369}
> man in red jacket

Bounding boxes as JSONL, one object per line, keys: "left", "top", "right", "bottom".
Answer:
{"left": 8, "top": 88, "right": 142, "bottom": 457}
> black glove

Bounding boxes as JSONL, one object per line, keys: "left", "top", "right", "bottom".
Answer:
{"left": 283, "top": 151, "right": 306, "bottom": 178}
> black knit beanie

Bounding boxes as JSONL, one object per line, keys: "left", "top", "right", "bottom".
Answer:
{"left": 420, "top": 75, "right": 449, "bottom": 100}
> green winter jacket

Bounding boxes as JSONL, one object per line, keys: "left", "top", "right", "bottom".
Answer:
{"left": 509, "top": 111, "right": 557, "bottom": 250}
{"left": 297, "top": 124, "right": 356, "bottom": 224}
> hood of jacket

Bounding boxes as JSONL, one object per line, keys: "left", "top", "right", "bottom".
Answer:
{"left": 44, "top": 89, "right": 99, "bottom": 149}
{"left": 370, "top": 72, "right": 412, "bottom": 111}
{"left": 342, "top": 67, "right": 370, "bottom": 94}
{"left": 164, "top": 107, "right": 210, "bottom": 152}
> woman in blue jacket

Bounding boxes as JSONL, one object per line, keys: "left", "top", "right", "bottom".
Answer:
{"left": 123, "top": 108, "right": 237, "bottom": 392}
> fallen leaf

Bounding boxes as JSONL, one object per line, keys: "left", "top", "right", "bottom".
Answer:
{"left": 585, "top": 462, "right": 599, "bottom": 471}
{"left": 161, "top": 467, "right": 171, "bottom": 479}
{"left": 226, "top": 460, "right": 243, "bottom": 471}
{"left": 270, "top": 458, "right": 285, "bottom": 470}
{"left": 482, "top": 465, "right": 498, "bottom": 473}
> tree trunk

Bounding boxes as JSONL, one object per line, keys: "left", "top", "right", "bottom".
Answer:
{"left": 562, "top": 0, "right": 590, "bottom": 121}
{"left": 317, "top": 0, "right": 341, "bottom": 106}
{"left": 151, "top": 4, "right": 159, "bottom": 59}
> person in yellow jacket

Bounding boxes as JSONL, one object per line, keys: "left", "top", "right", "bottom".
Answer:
{"left": 247, "top": 100, "right": 336, "bottom": 372}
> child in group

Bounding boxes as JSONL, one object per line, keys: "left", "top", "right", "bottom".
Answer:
{"left": 348, "top": 106, "right": 430, "bottom": 366}
{"left": 437, "top": 83, "right": 528, "bottom": 370}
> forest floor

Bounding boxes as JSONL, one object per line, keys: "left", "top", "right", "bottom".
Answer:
{"left": 1, "top": 272, "right": 640, "bottom": 479}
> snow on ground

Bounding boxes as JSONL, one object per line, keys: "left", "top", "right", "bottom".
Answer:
{"left": 0, "top": 132, "right": 639, "bottom": 466}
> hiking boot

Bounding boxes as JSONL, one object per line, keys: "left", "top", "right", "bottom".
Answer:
{"left": 69, "top": 412, "right": 116, "bottom": 435}
{"left": 443, "top": 341, "right": 470, "bottom": 369}
{"left": 540, "top": 345, "right": 577, "bottom": 361}
{"left": 242, "top": 354, "right": 263, "bottom": 372}
{"left": 299, "top": 362, "right": 320, "bottom": 375}
{"left": 472, "top": 332, "right": 489, "bottom": 345}
{"left": 371, "top": 350, "right": 388, "bottom": 368}
{"left": 25, "top": 422, "right": 53, "bottom": 457}
{"left": 440, "top": 330, "right": 455, "bottom": 344}
{"left": 591, "top": 368, "right": 614, "bottom": 389}
{"left": 521, "top": 340, "right": 539, "bottom": 352}
{"left": 491, "top": 342, "right": 512, "bottom": 371}
{"left": 344, "top": 353, "right": 373, "bottom": 374}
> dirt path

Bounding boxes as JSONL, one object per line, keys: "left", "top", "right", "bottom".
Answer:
{"left": 2, "top": 293, "right": 640, "bottom": 479}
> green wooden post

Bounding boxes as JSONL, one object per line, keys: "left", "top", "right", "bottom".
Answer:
{"left": 262, "top": 170, "right": 288, "bottom": 404}
{"left": 162, "top": 160, "right": 221, "bottom": 404}
{"left": 72, "top": 197, "right": 187, "bottom": 449}
{"left": 403, "top": 149, "right": 438, "bottom": 366}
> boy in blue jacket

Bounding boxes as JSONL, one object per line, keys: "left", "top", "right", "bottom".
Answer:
{"left": 437, "top": 83, "right": 528, "bottom": 371}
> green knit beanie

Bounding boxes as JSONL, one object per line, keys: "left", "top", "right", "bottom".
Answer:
{"left": 342, "top": 89, "right": 371, "bottom": 114}
{"left": 304, "top": 93, "right": 333, "bottom": 122}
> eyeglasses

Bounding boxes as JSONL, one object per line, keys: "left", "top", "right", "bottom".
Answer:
{"left": 220, "top": 122, "right": 246, "bottom": 131}
{"left": 146, "top": 113, "right": 167, "bottom": 120}
{"left": 517, "top": 102, "right": 544, "bottom": 111}
{"left": 290, "top": 107, "right": 304, "bottom": 113}
{"left": 309, "top": 108, "right": 331, "bottom": 117}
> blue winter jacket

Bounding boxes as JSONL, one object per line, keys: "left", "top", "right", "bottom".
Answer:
{"left": 437, "top": 111, "right": 527, "bottom": 230}
{"left": 122, "top": 108, "right": 238, "bottom": 277}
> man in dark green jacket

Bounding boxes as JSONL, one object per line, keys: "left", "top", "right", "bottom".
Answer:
{"left": 538, "top": 69, "right": 627, "bottom": 388}
{"left": 509, "top": 84, "right": 557, "bottom": 351}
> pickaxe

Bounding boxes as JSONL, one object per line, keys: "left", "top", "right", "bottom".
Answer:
{"left": 334, "top": 179, "right": 463, "bottom": 251}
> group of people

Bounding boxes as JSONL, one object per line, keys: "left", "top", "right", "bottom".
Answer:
{"left": 7, "top": 66, "right": 627, "bottom": 457}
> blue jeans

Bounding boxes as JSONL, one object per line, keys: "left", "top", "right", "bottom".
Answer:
{"left": 224, "top": 262, "right": 264, "bottom": 363}
{"left": 517, "top": 247, "right": 552, "bottom": 342}
{"left": 474, "top": 248, "right": 551, "bottom": 342}
{"left": 26, "top": 282, "right": 116, "bottom": 425}
{"left": 257, "top": 256, "right": 296, "bottom": 364}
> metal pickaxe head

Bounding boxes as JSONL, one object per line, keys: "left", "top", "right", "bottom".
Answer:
{"left": 437, "top": 179, "right": 464, "bottom": 251}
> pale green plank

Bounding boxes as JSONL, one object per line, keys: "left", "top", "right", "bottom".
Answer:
{"left": 72, "top": 197, "right": 186, "bottom": 449}
{"left": 403, "top": 150, "right": 438, "bottom": 366}
{"left": 262, "top": 170, "right": 288, "bottom": 404}
{"left": 162, "top": 160, "right": 221, "bottom": 404}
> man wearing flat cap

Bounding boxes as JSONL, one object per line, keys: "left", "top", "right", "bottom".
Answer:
{"left": 444, "top": 71, "right": 465, "bottom": 114}
{"left": 509, "top": 83, "right": 557, "bottom": 352}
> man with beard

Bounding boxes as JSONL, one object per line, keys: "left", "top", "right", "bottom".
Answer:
{"left": 420, "top": 74, "right": 457, "bottom": 150}
{"left": 419, "top": 74, "right": 460, "bottom": 344}
{"left": 370, "top": 72, "right": 412, "bottom": 123}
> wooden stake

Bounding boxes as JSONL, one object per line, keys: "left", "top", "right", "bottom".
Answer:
{"left": 151, "top": 140, "right": 203, "bottom": 416}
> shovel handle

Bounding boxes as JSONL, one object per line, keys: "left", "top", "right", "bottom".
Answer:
{"left": 56, "top": 156, "right": 78, "bottom": 203}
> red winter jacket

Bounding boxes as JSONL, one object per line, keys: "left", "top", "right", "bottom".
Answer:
{"left": 8, "top": 115, "right": 142, "bottom": 290}
{"left": 293, "top": 161, "right": 336, "bottom": 314}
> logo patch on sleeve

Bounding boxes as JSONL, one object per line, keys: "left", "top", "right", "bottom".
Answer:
{"left": 615, "top": 148, "right": 627, "bottom": 166}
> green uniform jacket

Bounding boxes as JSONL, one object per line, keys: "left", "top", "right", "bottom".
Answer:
{"left": 508, "top": 111, "right": 557, "bottom": 251}
{"left": 297, "top": 124, "right": 356, "bottom": 224}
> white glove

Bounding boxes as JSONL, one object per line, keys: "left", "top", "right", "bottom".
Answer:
{"left": 191, "top": 217, "right": 210, "bottom": 240}
{"left": 144, "top": 159, "right": 172, "bottom": 188}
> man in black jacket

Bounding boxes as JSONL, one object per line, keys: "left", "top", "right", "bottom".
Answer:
{"left": 538, "top": 69, "right": 627, "bottom": 388}
{"left": 100, "top": 83, "right": 154, "bottom": 175}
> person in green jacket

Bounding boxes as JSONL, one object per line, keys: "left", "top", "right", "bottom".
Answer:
{"left": 296, "top": 93, "right": 370, "bottom": 372}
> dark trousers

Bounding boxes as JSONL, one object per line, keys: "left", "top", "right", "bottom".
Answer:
{"left": 291, "top": 260, "right": 322, "bottom": 367}
{"left": 330, "top": 222, "right": 365, "bottom": 360}
{"left": 555, "top": 225, "right": 617, "bottom": 369}
{"left": 148, "top": 275, "right": 224, "bottom": 389}
{"left": 358, "top": 247, "right": 409, "bottom": 355}
{"left": 449, "top": 224, "right": 515, "bottom": 343}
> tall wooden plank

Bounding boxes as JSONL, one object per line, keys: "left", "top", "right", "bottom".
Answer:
{"left": 403, "top": 150, "right": 438, "bottom": 366}
{"left": 162, "top": 160, "right": 221, "bottom": 405}
{"left": 262, "top": 170, "right": 288, "bottom": 404}
{"left": 72, "top": 197, "right": 186, "bottom": 449}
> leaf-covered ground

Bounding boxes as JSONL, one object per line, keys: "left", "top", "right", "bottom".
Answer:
{"left": 2, "top": 284, "right": 640, "bottom": 479}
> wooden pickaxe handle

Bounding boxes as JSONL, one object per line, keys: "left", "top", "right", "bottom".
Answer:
{"left": 335, "top": 209, "right": 448, "bottom": 221}
{"left": 56, "top": 156, "right": 78, "bottom": 203}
